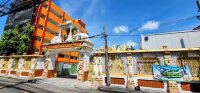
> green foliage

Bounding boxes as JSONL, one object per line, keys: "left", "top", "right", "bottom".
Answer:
{"left": 0, "top": 23, "right": 34, "bottom": 55}
{"left": 131, "top": 46, "right": 135, "bottom": 50}
{"left": 17, "top": 23, "right": 34, "bottom": 54}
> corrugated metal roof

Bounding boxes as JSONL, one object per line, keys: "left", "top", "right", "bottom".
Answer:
{"left": 141, "top": 30, "right": 200, "bottom": 50}
{"left": 142, "top": 30, "right": 200, "bottom": 36}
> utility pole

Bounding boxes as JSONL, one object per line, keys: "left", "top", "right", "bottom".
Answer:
{"left": 103, "top": 24, "right": 110, "bottom": 87}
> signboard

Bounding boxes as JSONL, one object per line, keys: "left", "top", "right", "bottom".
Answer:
{"left": 63, "top": 64, "right": 72, "bottom": 69}
{"left": 153, "top": 65, "right": 192, "bottom": 81}
{"left": 43, "top": 42, "right": 81, "bottom": 49}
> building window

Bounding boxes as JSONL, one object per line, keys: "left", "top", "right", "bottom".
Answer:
{"left": 34, "top": 49, "right": 39, "bottom": 52}
{"left": 43, "top": 4, "right": 48, "bottom": 9}
{"left": 59, "top": 54, "right": 65, "bottom": 58}
{"left": 41, "top": 14, "right": 46, "bottom": 19}
{"left": 144, "top": 36, "right": 148, "bottom": 42}
{"left": 50, "top": 8, "right": 62, "bottom": 19}
{"left": 35, "top": 37, "right": 42, "bottom": 41}
{"left": 48, "top": 18, "right": 58, "bottom": 25}
{"left": 38, "top": 24, "right": 44, "bottom": 30}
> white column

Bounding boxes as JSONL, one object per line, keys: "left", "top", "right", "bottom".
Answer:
{"left": 131, "top": 54, "right": 138, "bottom": 74}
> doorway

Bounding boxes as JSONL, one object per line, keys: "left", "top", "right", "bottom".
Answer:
{"left": 60, "top": 63, "right": 78, "bottom": 79}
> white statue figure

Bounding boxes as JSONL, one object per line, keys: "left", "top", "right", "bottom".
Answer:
{"left": 93, "top": 58, "right": 99, "bottom": 78}
{"left": 66, "top": 24, "right": 75, "bottom": 42}
{"left": 51, "top": 36, "right": 62, "bottom": 43}
{"left": 51, "top": 27, "right": 62, "bottom": 43}
{"left": 74, "top": 32, "right": 89, "bottom": 41}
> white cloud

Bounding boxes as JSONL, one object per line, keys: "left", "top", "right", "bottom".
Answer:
{"left": 113, "top": 25, "right": 129, "bottom": 34}
{"left": 138, "top": 20, "right": 160, "bottom": 31}
{"left": 126, "top": 41, "right": 137, "bottom": 47}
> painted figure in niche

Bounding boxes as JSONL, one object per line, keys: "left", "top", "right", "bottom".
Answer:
{"left": 8, "top": 57, "right": 14, "bottom": 69}
{"left": 5, "top": 57, "right": 14, "bottom": 76}
{"left": 93, "top": 58, "right": 99, "bottom": 78}
{"left": 98, "top": 59, "right": 103, "bottom": 75}
{"left": 16, "top": 57, "right": 25, "bottom": 77}
{"left": 29, "top": 58, "right": 37, "bottom": 79}
{"left": 116, "top": 59, "right": 123, "bottom": 71}
{"left": 42, "top": 59, "right": 49, "bottom": 78}
{"left": 0, "top": 58, "right": 5, "bottom": 69}
{"left": 18, "top": 57, "right": 25, "bottom": 70}
{"left": 128, "top": 60, "right": 133, "bottom": 77}
{"left": 137, "top": 62, "right": 141, "bottom": 74}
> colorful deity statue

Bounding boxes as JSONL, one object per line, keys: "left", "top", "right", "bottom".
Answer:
{"left": 100, "top": 46, "right": 104, "bottom": 52}
{"left": 112, "top": 45, "right": 117, "bottom": 51}
{"left": 122, "top": 44, "right": 127, "bottom": 51}
{"left": 116, "top": 45, "right": 121, "bottom": 51}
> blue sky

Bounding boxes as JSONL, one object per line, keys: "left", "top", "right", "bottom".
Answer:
{"left": 0, "top": 0, "right": 200, "bottom": 50}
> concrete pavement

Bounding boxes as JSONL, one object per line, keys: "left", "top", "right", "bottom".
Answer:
{"left": 0, "top": 76, "right": 167, "bottom": 93}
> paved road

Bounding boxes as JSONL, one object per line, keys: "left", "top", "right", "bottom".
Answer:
{"left": 0, "top": 77, "right": 103, "bottom": 93}
{"left": 0, "top": 77, "right": 166, "bottom": 93}
{"left": 0, "top": 77, "right": 57, "bottom": 93}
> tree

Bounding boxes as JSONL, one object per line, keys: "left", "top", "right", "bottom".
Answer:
{"left": 0, "top": 26, "right": 20, "bottom": 55}
{"left": 17, "top": 23, "right": 34, "bottom": 54}
{"left": 131, "top": 46, "right": 135, "bottom": 50}
{"left": 0, "top": 23, "right": 34, "bottom": 55}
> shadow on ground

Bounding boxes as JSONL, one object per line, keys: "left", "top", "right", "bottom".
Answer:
{"left": 0, "top": 79, "right": 54, "bottom": 93}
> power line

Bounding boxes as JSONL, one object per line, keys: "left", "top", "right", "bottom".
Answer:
{"left": 0, "top": 0, "right": 48, "bottom": 17}
{"left": 160, "top": 15, "right": 199, "bottom": 25}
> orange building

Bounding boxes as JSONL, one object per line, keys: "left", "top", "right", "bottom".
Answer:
{"left": 29, "top": 0, "right": 87, "bottom": 63}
